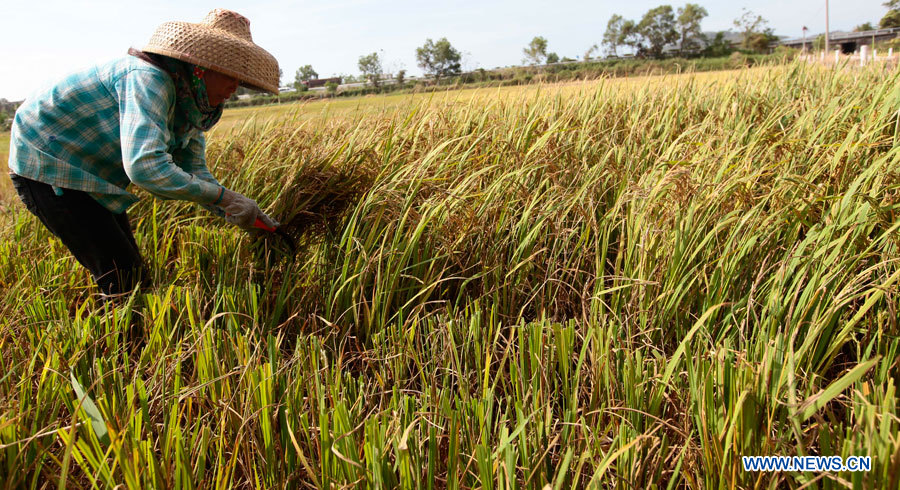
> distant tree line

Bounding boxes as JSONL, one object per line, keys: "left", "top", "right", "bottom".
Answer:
{"left": 0, "top": 98, "right": 21, "bottom": 130}
{"left": 289, "top": 37, "right": 463, "bottom": 92}
{"left": 265, "top": 2, "right": 813, "bottom": 98}
{"left": 599, "top": 4, "right": 777, "bottom": 59}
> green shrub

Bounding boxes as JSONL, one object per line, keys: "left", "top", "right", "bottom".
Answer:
{"left": 774, "top": 45, "right": 799, "bottom": 61}
{"left": 729, "top": 51, "right": 751, "bottom": 68}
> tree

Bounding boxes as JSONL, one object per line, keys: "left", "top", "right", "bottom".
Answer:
{"left": 603, "top": 14, "right": 625, "bottom": 56}
{"left": 733, "top": 9, "right": 769, "bottom": 51}
{"left": 0, "top": 98, "right": 19, "bottom": 115}
{"left": 620, "top": 19, "right": 644, "bottom": 55}
{"left": 638, "top": 5, "right": 678, "bottom": 59}
{"left": 296, "top": 65, "right": 318, "bottom": 82}
{"left": 584, "top": 44, "right": 599, "bottom": 61}
{"left": 878, "top": 0, "right": 900, "bottom": 29}
{"left": 748, "top": 28, "right": 779, "bottom": 53}
{"left": 325, "top": 81, "right": 338, "bottom": 94}
{"left": 882, "top": 1, "right": 900, "bottom": 28}
{"left": 676, "top": 3, "right": 708, "bottom": 55}
{"left": 522, "top": 36, "right": 549, "bottom": 65}
{"left": 854, "top": 22, "right": 875, "bottom": 32}
{"left": 546, "top": 52, "right": 560, "bottom": 64}
{"left": 882, "top": 11, "right": 900, "bottom": 28}
{"left": 358, "top": 52, "right": 382, "bottom": 87}
{"left": 415, "top": 38, "right": 462, "bottom": 79}
{"left": 340, "top": 73, "right": 367, "bottom": 83}
{"left": 396, "top": 69, "right": 406, "bottom": 84}
{"left": 702, "top": 32, "right": 733, "bottom": 57}
{"left": 293, "top": 65, "right": 318, "bottom": 90}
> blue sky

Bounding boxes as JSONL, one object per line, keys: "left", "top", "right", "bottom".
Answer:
{"left": 1, "top": 0, "right": 888, "bottom": 100}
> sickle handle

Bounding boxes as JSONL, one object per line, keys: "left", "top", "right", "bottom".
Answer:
{"left": 253, "top": 217, "right": 277, "bottom": 232}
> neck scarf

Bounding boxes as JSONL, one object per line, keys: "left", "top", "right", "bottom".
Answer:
{"left": 128, "top": 48, "right": 223, "bottom": 135}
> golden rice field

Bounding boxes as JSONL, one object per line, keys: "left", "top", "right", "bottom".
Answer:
{"left": 1, "top": 64, "right": 899, "bottom": 488}
{"left": 212, "top": 68, "right": 748, "bottom": 132}
{"left": 0, "top": 132, "right": 12, "bottom": 208}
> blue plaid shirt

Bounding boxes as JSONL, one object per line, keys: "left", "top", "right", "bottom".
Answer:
{"left": 8, "top": 56, "right": 224, "bottom": 214}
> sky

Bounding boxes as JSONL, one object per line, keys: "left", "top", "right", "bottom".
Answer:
{"left": 0, "top": 0, "right": 889, "bottom": 100}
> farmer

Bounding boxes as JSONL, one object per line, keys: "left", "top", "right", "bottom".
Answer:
{"left": 7, "top": 9, "right": 279, "bottom": 299}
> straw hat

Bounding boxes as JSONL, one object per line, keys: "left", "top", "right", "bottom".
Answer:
{"left": 143, "top": 9, "right": 280, "bottom": 94}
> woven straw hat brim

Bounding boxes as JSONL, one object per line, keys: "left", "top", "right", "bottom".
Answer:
{"left": 143, "top": 20, "right": 279, "bottom": 94}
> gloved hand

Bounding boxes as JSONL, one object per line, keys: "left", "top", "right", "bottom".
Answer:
{"left": 218, "top": 187, "right": 279, "bottom": 231}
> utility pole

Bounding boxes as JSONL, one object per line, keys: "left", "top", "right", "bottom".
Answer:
{"left": 825, "top": 0, "right": 830, "bottom": 53}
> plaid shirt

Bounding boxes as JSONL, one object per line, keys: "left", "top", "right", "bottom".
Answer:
{"left": 8, "top": 56, "right": 223, "bottom": 214}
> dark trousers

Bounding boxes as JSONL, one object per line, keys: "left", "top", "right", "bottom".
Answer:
{"left": 10, "top": 174, "right": 149, "bottom": 297}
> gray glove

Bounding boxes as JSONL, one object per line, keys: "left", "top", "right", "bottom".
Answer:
{"left": 218, "top": 188, "right": 279, "bottom": 231}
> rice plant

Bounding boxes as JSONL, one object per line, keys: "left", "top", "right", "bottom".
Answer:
{"left": 1, "top": 63, "right": 899, "bottom": 488}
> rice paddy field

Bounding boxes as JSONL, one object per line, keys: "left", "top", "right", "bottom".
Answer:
{"left": 0, "top": 132, "right": 12, "bottom": 210}
{"left": 2, "top": 63, "right": 900, "bottom": 488}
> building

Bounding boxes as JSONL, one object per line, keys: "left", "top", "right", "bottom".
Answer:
{"left": 306, "top": 77, "right": 342, "bottom": 89}
{"left": 779, "top": 27, "right": 900, "bottom": 54}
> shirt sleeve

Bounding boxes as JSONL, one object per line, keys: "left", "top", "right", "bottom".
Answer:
{"left": 171, "top": 132, "right": 220, "bottom": 185}
{"left": 115, "top": 69, "right": 222, "bottom": 204}
{"left": 171, "top": 132, "right": 227, "bottom": 217}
